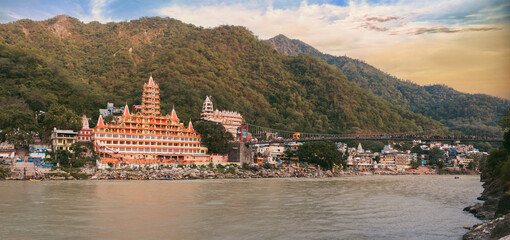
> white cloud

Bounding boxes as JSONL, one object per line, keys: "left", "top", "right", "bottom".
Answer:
{"left": 80, "top": 0, "right": 116, "bottom": 23}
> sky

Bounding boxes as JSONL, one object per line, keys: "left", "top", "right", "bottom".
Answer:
{"left": 1, "top": 0, "right": 509, "bottom": 99}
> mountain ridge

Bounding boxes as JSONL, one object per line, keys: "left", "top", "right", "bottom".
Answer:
{"left": 267, "top": 34, "right": 509, "bottom": 136}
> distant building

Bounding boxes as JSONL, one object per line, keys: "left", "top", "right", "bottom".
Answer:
{"left": 200, "top": 96, "right": 243, "bottom": 139}
{"left": 455, "top": 156, "right": 474, "bottom": 167}
{"left": 77, "top": 114, "right": 92, "bottom": 142}
{"left": 357, "top": 143, "right": 364, "bottom": 153}
{"left": 50, "top": 128, "right": 78, "bottom": 151}
{"left": 0, "top": 142, "right": 15, "bottom": 159}
{"left": 99, "top": 102, "right": 124, "bottom": 117}
{"left": 381, "top": 145, "right": 397, "bottom": 154}
{"left": 29, "top": 144, "right": 50, "bottom": 161}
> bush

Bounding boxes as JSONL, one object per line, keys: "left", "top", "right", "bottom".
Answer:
{"left": 0, "top": 165, "right": 10, "bottom": 179}
{"left": 262, "top": 163, "right": 274, "bottom": 169}
{"left": 241, "top": 163, "right": 250, "bottom": 171}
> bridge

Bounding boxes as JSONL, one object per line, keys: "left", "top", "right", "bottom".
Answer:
{"left": 239, "top": 123, "right": 504, "bottom": 145}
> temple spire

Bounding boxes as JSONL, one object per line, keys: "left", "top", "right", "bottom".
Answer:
{"left": 81, "top": 114, "right": 89, "bottom": 129}
{"left": 188, "top": 120, "right": 194, "bottom": 132}
{"left": 122, "top": 104, "right": 130, "bottom": 117}
{"left": 148, "top": 75, "right": 155, "bottom": 87}
{"left": 170, "top": 106, "right": 179, "bottom": 121}
{"left": 96, "top": 114, "right": 105, "bottom": 128}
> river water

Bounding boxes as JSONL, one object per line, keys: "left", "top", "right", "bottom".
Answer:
{"left": 0, "top": 175, "right": 482, "bottom": 240}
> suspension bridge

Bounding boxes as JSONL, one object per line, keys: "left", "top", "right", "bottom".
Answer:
{"left": 238, "top": 123, "right": 504, "bottom": 144}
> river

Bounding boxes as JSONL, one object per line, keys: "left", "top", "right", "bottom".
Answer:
{"left": 0, "top": 175, "right": 482, "bottom": 240}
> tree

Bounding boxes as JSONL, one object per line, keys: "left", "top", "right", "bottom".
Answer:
{"left": 411, "top": 145, "right": 424, "bottom": 155}
{"left": 42, "top": 104, "right": 81, "bottom": 137}
{"left": 501, "top": 107, "right": 510, "bottom": 152}
{"left": 428, "top": 147, "right": 444, "bottom": 164}
{"left": 284, "top": 148, "right": 294, "bottom": 162}
{"left": 467, "top": 161, "right": 476, "bottom": 170}
{"left": 55, "top": 149, "right": 71, "bottom": 167}
{"left": 297, "top": 141, "right": 345, "bottom": 170}
{"left": 437, "top": 161, "right": 444, "bottom": 169}
{"left": 410, "top": 159, "right": 421, "bottom": 169}
{"left": 194, "top": 120, "right": 233, "bottom": 154}
{"left": 0, "top": 165, "right": 9, "bottom": 180}
{"left": 0, "top": 98, "right": 38, "bottom": 147}
{"left": 400, "top": 142, "right": 413, "bottom": 151}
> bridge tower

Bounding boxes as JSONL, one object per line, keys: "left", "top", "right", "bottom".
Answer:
{"left": 239, "top": 124, "right": 249, "bottom": 142}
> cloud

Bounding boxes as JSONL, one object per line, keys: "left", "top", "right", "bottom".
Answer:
{"left": 80, "top": 0, "right": 116, "bottom": 23}
{"left": 403, "top": 25, "right": 502, "bottom": 35}
{"left": 357, "top": 23, "right": 389, "bottom": 31}
{"left": 365, "top": 16, "right": 400, "bottom": 22}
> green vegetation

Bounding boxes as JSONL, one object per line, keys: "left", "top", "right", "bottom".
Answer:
{"left": 297, "top": 141, "right": 346, "bottom": 170}
{"left": 41, "top": 103, "right": 81, "bottom": 136}
{"left": 0, "top": 165, "right": 9, "bottom": 179}
{"left": 428, "top": 147, "right": 444, "bottom": 166}
{"left": 410, "top": 159, "right": 421, "bottom": 169}
{"left": 480, "top": 107, "right": 510, "bottom": 217}
{"left": 193, "top": 120, "right": 232, "bottom": 154}
{"left": 0, "top": 16, "right": 444, "bottom": 147}
{"left": 267, "top": 35, "right": 509, "bottom": 136}
{"left": 46, "top": 142, "right": 97, "bottom": 168}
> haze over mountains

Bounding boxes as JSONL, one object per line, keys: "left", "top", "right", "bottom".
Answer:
{"left": 267, "top": 34, "right": 509, "bottom": 136}
{"left": 0, "top": 16, "right": 506, "bottom": 138}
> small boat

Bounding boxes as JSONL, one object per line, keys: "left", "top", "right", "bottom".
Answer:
{"left": 29, "top": 178, "right": 42, "bottom": 182}
{"left": 454, "top": 176, "right": 460, "bottom": 179}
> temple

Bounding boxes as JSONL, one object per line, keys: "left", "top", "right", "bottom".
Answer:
{"left": 92, "top": 76, "right": 209, "bottom": 165}
{"left": 77, "top": 114, "right": 92, "bottom": 142}
{"left": 200, "top": 96, "right": 243, "bottom": 139}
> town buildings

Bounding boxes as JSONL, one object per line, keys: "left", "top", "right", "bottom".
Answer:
{"left": 92, "top": 76, "right": 209, "bottom": 165}
{"left": 200, "top": 96, "right": 243, "bottom": 139}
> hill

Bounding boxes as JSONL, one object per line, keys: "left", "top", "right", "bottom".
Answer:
{"left": 0, "top": 16, "right": 443, "bottom": 142}
{"left": 267, "top": 34, "right": 509, "bottom": 136}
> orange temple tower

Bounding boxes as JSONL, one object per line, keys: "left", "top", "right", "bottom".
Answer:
{"left": 92, "top": 76, "right": 209, "bottom": 165}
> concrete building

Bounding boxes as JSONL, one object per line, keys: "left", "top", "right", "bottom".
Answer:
{"left": 0, "top": 142, "right": 15, "bottom": 159}
{"left": 99, "top": 102, "right": 124, "bottom": 117}
{"left": 228, "top": 142, "right": 253, "bottom": 164}
{"left": 50, "top": 128, "right": 78, "bottom": 151}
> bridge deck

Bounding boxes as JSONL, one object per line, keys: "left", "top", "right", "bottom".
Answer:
{"left": 245, "top": 137, "right": 503, "bottom": 145}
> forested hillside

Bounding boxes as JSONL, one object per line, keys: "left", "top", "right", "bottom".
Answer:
{"left": 0, "top": 15, "right": 443, "bottom": 143}
{"left": 267, "top": 35, "right": 509, "bottom": 136}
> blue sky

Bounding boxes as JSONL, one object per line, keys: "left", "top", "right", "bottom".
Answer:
{"left": 1, "top": 0, "right": 508, "bottom": 25}
{"left": 1, "top": 0, "right": 509, "bottom": 98}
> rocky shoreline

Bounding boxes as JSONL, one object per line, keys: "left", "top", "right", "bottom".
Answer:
{"left": 3, "top": 164, "right": 477, "bottom": 181}
{"left": 6, "top": 164, "right": 358, "bottom": 181}
{"left": 463, "top": 171, "right": 510, "bottom": 240}
{"left": 3, "top": 164, "right": 481, "bottom": 181}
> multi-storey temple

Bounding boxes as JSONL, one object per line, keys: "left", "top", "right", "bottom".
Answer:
{"left": 92, "top": 76, "right": 209, "bottom": 165}
{"left": 200, "top": 96, "right": 243, "bottom": 139}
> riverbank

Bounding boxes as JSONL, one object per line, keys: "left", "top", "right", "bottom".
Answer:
{"left": 2, "top": 163, "right": 478, "bottom": 181}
